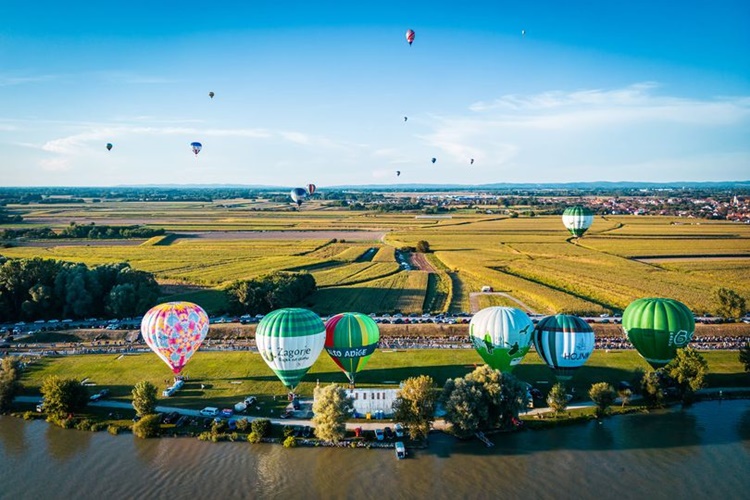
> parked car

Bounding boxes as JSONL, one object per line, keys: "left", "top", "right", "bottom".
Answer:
{"left": 220, "top": 408, "right": 234, "bottom": 418}
{"left": 244, "top": 396, "right": 257, "bottom": 406}
{"left": 384, "top": 426, "right": 394, "bottom": 439}
{"left": 199, "top": 407, "right": 219, "bottom": 417}
{"left": 394, "top": 423, "right": 404, "bottom": 438}
{"left": 374, "top": 428, "right": 385, "bottom": 441}
{"left": 90, "top": 389, "right": 110, "bottom": 402}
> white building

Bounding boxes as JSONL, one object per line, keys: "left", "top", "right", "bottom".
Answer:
{"left": 343, "top": 388, "right": 399, "bottom": 418}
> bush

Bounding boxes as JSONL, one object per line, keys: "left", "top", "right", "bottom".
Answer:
{"left": 22, "top": 411, "right": 35, "bottom": 420}
{"left": 250, "top": 418, "right": 271, "bottom": 438}
{"left": 283, "top": 425, "right": 295, "bottom": 438}
{"left": 133, "top": 413, "right": 161, "bottom": 439}
{"left": 283, "top": 436, "right": 297, "bottom": 448}
{"left": 211, "top": 420, "right": 227, "bottom": 434}
{"left": 108, "top": 425, "right": 122, "bottom": 435}
{"left": 48, "top": 415, "right": 75, "bottom": 429}
{"left": 198, "top": 431, "right": 214, "bottom": 442}
{"left": 75, "top": 418, "right": 94, "bottom": 431}
{"left": 247, "top": 432, "right": 262, "bottom": 444}
{"left": 235, "top": 418, "right": 249, "bottom": 432}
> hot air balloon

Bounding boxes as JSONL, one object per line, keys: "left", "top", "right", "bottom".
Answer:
{"left": 431, "top": 157, "right": 437, "bottom": 164}
{"left": 522, "top": 29, "right": 526, "bottom": 37}
{"left": 533, "top": 314, "right": 595, "bottom": 381}
{"left": 470, "top": 158, "right": 474, "bottom": 165}
{"left": 256, "top": 308, "right": 326, "bottom": 391}
{"left": 290, "top": 187, "right": 307, "bottom": 207}
{"left": 406, "top": 29, "right": 415, "bottom": 46}
{"left": 190, "top": 142, "right": 202, "bottom": 156}
{"left": 622, "top": 298, "right": 695, "bottom": 368}
{"left": 562, "top": 206, "right": 594, "bottom": 237}
{"left": 140, "top": 302, "right": 210, "bottom": 374}
{"left": 307, "top": 184, "right": 316, "bottom": 196}
{"left": 324, "top": 312, "right": 380, "bottom": 386}
{"left": 208, "top": 91, "right": 215, "bottom": 99}
{"left": 396, "top": 170, "right": 401, "bottom": 177}
{"left": 404, "top": 116, "right": 408, "bottom": 122}
{"left": 106, "top": 143, "right": 113, "bottom": 151}
{"left": 469, "top": 307, "right": 534, "bottom": 372}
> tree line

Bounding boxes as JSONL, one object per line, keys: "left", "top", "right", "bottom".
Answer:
{"left": 0, "top": 257, "right": 160, "bottom": 322}
{"left": 1, "top": 223, "right": 165, "bottom": 241}
{"left": 225, "top": 271, "right": 317, "bottom": 315}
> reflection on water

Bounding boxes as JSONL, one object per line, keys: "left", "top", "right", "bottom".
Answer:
{"left": 0, "top": 400, "right": 748, "bottom": 500}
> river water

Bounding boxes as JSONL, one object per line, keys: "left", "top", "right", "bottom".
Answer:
{"left": 1, "top": 400, "right": 748, "bottom": 500}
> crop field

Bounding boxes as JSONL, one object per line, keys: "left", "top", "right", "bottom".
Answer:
{"left": 17, "top": 350, "right": 746, "bottom": 418}
{"left": 3, "top": 202, "right": 749, "bottom": 316}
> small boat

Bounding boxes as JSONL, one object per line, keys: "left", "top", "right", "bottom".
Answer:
{"left": 395, "top": 441, "right": 407, "bottom": 459}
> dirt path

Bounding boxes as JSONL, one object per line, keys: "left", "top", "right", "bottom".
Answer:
{"left": 410, "top": 252, "right": 437, "bottom": 273}
{"left": 469, "top": 292, "right": 538, "bottom": 315}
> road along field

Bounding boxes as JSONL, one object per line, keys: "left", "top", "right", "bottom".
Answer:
{"left": 2, "top": 200, "right": 749, "bottom": 316}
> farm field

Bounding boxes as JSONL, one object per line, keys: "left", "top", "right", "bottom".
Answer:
{"left": 2, "top": 200, "right": 749, "bottom": 316}
{"left": 17, "top": 350, "right": 748, "bottom": 419}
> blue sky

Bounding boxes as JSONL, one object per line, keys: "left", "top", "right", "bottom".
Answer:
{"left": 1, "top": 1, "right": 748, "bottom": 187}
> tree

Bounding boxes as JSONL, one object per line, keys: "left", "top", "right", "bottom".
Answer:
{"left": 640, "top": 370, "right": 666, "bottom": 408}
{"left": 312, "top": 384, "right": 352, "bottom": 443}
{"left": 133, "top": 413, "right": 161, "bottom": 439}
{"left": 546, "top": 383, "right": 568, "bottom": 414}
{"left": 714, "top": 288, "right": 747, "bottom": 320}
{"left": 392, "top": 375, "right": 437, "bottom": 442}
{"left": 588, "top": 382, "right": 617, "bottom": 417}
{"left": 663, "top": 347, "right": 708, "bottom": 404}
{"left": 740, "top": 341, "right": 750, "bottom": 372}
{"left": 131, "top": 381, "right": 157, "bottom": 417}
{"left": 618, "top": 387, "right": 632, "bottom": 407}
{"left": 441, "top": 365, "right": 528, "bottom": 436}
{"left": 40, "top": 375, "right": 89, "bottom": 417}
{"left": 0, "top": 357, "right": 22, "bottom": 413}
{"left": 251, "top": 418, "right": 271, "bottom": 438}
{"left": 416, "top": 240, "right": 431, "bottom": 253}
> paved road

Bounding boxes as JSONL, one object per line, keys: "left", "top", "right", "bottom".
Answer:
{"left": 469, "top": 292, "right": 538, "bottom": 315}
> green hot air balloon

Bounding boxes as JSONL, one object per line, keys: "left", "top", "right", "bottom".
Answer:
{"left": 324, "top": 312, "right": 380, "bottom": 386}
{"left": 622, "top": 298, "right": 695, "bottom": 368}
{"left": 469, "top": 307, "right": 534, "bottom": 373}
{"left": 533, "top": 314, "right": 595, "bottom": 381}
{"left": 256, "top": 308, "right": 326, "bottom": 391}
{"left": 562, "top": 206, "right": 594, "bottom": 237}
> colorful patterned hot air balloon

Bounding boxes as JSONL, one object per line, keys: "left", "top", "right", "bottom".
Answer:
{"left": 190, "top": 142, "right": 202, "bottom": 156}
{"left": 406, "top": 29, "right": 415, "bottom": 45}
{"left": 141, "top": 302, "right": 210, "bottom": 374}
{"left": 533, "top": 314, "right": 595, "bottom": 381}
{"left": 622, "top": 298, "right": 695, "bottom": 368}
{"left": 307, "top": 184, "right": 316, "bottom": 196}
{"left": 324, "top": 312, "right": 380, "bottom": 385}
{"left": 469, "top": 307, "right": 534, "bottom": 373}
{"left": 256, "top": 308, "right": 326, "bottom": 391}
{"left": 290, "top": 187, "right": 307, "bottom": 207}
{"left": 106, "top": 143, "right": 113, "bottom": 151}
{"left": 562, "top": 206, "right": 594, "bottom": 237}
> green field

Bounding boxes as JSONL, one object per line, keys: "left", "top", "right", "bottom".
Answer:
{"left": 18, "top": 349, "right": 748, "bottom": 419}
{"left": 3, "top": 200, "right": 749, "bottom": 316}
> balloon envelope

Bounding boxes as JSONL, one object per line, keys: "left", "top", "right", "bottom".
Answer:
{"left": 208, "top": 91, "right": 215, "bottom": 98}
{"left": 290, "top": 187, "right": 307, "bottom": 207}
{"left": 307, "top": 184, "right": 316, "bottom": 196}
{"left": 256, "top": 308, "right": 326, "bottom": 390}
{"left": 469, "top": 307, "right": 534, "bottom": 372}
{"left": 106, "top": 143, "right": 113, "bottom": 151}
{"left": 622, "top": 298, "right": 695, "bottom": 368}
{"left": 324, "top": 313, "right": 380, "bottom": 384}
{"left": 190, "top": 142, "right": 202, "bottom": 156}
{"left": 431, "top": 157, "right": 437, "bottom": 164}
{"left": 406, "top": 29, "right": 415, "bottom": 45}
{"left": 396, "top": 170, "right": 401, "bottom": 177}
{"left": 141, "top": 301, "right": 210, "bottom": 374}
{"left": 533, "top": 314, "right": 594, "bottom": 381}
{"left": 562, "top": 206, "right": 594, "bottom": 237}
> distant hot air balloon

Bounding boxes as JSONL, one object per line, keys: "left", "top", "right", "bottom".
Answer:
{"left": 622, "top": 298, "right": 695, "bottom": 368}
{"left": 522, "top": 29, "right": 526, "bottom": 37}
{"left": 562, "top": 206, "right": 594, "bottom": 237}
{"left": 406, "top": 29, "right": 415, "bottom": 46}
{"left": 404, "top": 116, "right": 408, "bottom": 122}
{"left": 190, "top": 142, "right": 202, "bottom": 156}
{"left": 469, "top": 307, "right": 534, "bottom": 373}
{"left": 307, "top": 184, "right": 316, "bottom": 196}
{"left": 106, "top": 143, "right": 113, "bottom": 151}
{"left": 533, "top": 314, "right": 595, "bottom": 381}
{"left": 470, "top": 158, "right": 474, "bottom": 165}
{"left": 431, "top": 157, "right": 437, "bottom": 164}
{"left": 208, "top": 91, "right": 215, "bottom": 99}
{"left": 324, "top": 312, "right": 380, "bottom": 386}
{"left": 256, "top": 308, "right": 326, "bottom": 391}
{"left": 290, "top": 187, "right": 307, "bottom": 207}
{"left": 141, "top": 302, "right": 210, "bottom": 374}
{"left": 396, "top": 170, "right": 401, "bottom": 177}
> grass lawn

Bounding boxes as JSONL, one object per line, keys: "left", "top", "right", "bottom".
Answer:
{"left": 18, "top": 349, "right": 748, "bottom": 419}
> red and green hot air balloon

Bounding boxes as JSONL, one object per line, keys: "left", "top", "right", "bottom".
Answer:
{"left": 324, "top": 312, "right": 380, "bottom": 386}
{"left": 622, "top": 297, "right": 695, "bottom": 368}
{"left": 533, "top": 314, "right": 595, "bottom": 381}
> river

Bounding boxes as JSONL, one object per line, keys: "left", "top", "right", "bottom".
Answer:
{"left": 1, "top": 400, "right": 748, "bottom": 500}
